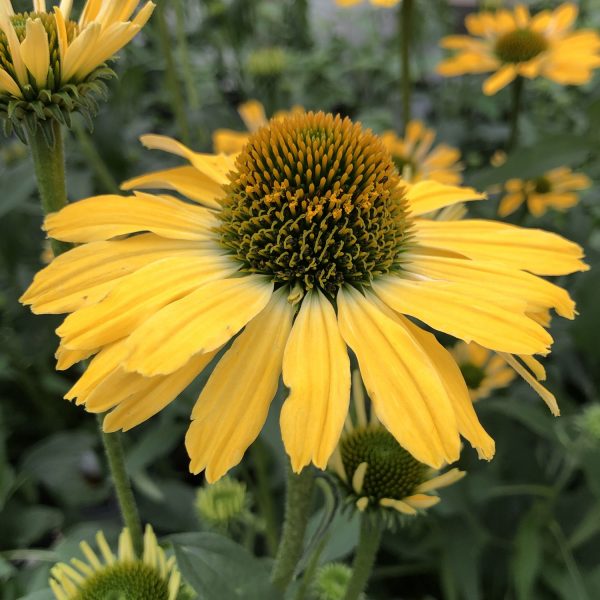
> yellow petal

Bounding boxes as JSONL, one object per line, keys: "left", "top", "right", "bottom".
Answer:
{"left": 379, "top": 497, "right": 417, "bottom": 515}
{"left": 337, "top": 286, "right": 461, "bottom": 468}
{"left": 121, "top": 166, "right": 223, "bottom": 209}
{"left": 403, "top": 494, "right": 440, "bottom": 509}
{"left": 102, "top": 351, "right": 218, "bottom": 431}
{"left": 0, "top": 12, "right": 28, "bottom": 85}
{"left": 407, "top": 181, "right": 484, "bottom": 216}
{"left": 281, "top": 290, "right": 351, "bottom": 472}
{"left": 238, "top": 100, "right": 267, "bottom": 132}
{"left": 416, "top": 468, "right": 466, "bottom": 493}
{"left": 414, "top": 219, "right": 588, "bottom": 276}
{"left": 20, "top": 19, "right": 50, "bottom": 88}
{"left": 21, "top": 234, "right": 208, "bottom": 314}
{"left": 44, "top": 192, "right": 218, "bottom": 242}
{"left": 212, "top": 130, "right": 249, "bottom": 155}
{"left": 483, "top": 65, "right": 517, "bottom": 95}
{"left": 186, "top": 288, "right": 294, "bottom": 481}
{"left": 400, "top": 318, "right": 495, "bottom": 460}
{"left": 125, "top": 275, "right": 274, "bottom": 376}
{"left": 59, "top": 0, "right": 73, "bottom": 19}
{"left": 0, "top": 69, "right": 21, "bottom": 97}
{"left": 498, "top": 192, "right": 525, "bottom": 217}
{"left": 57, "top": 254, "right": 236, "bottom": 350}
{"left": 61, "top": 22, "right": 101, "bottom": 82}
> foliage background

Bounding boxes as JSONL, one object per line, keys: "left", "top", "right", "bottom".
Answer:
{"left": 1, "top": 0, "right": 600, "bottom": 598}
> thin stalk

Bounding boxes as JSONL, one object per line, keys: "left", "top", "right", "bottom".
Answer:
{"left": 73, "top": 120, "right": 119, "bottom": 193}
{"left": 156, "top": 0, "right": 191, "bottom": 145}
{"left": 508, "top": 75, "right": 524, "bottom": 149}
{"left": 27, "top": 121, "right": 71, "bottom": 256}
{"left": 99, "top": 416, "right": 144, "bottom": 557}
{"left": 399, "top": 0, "right": 413, "bottom": 132}
{"left": 27, "top": 121, "right": 143, "bottom": 557}
{"left": 271, "top": 466, "right": 316, "bottom": 592}
{"left": 343, "top": 517, "right": 383, "bottom": 600}
{"left": 175, "top": 0, "right": 200, "bottom": 110}
{"left": 294, "top": 534, "right": 329, "bottom": 600}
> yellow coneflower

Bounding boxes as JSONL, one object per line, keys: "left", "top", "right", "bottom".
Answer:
{"left": 437, "top": 3, "right": 600, "bottom": 95}
{"left": 329, "top": 371, "right": 465, "bottom": 520}
{"left": 22, "top": 111, "right": 586, "bottom": 482}
{"left": 212, "top": 99, "right": 304, "bottom": 155}
{"left": 49, "top": 525, "right": 181, "bottom": 600}
{"left": 0, "top": 0, "right": 154, "bottom": 136}
{"left": 451, "top": 342, "right": 516, "bottom": 401}
{"left": 380, "top": 120, "right": 463, "bottom": 185}
{"left": 498, "top": 166, "right": 591, "bottom": 217}
{"left": 336, "top": 0, "right": 401, "bottom": 7}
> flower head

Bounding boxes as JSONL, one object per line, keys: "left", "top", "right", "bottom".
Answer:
{"left": 380, "top": 120, "right": 463, "bottom": 185}
{"left": 0, "top": 0, "right": 155, "bottom": 140}
{"left": 195, "top": 476, "right": 250, "bottom": 530}
{"left": 451, "top": 342, "right": 516, "bottom": 401}
{"left": 49, "top": 525, "right": 181, "bottom": 600}
{"left": 437, "top": 3, "right": 600, "bottom": 95}
{"left": 499, "top": 167, "right": 591, "bottom": 217}
{"left": 313, "top": 563, "right": 355, "bottom": 600}
{"left": 329, "top": 371, "right": 465, "bottom": 522}
{"left": 22, "top": 111, "right": 586, "bottom": 482}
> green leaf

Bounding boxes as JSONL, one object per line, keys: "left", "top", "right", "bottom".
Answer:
{"left": 170, "top": 532, "right": 282, "bottom": 600}
{"left": 511, "top": 505, "right": 545, "bottom": 600}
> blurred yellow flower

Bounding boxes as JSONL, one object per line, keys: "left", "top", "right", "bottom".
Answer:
{"left": 50, "top": 525, "right": 180, "bottom": 600}
{"left": 437, "top": 3, "right": 600, "bottom": 95}
{"left": 336, "top": 0, "right": 400, "bottom": 7}
{"left": 22, "top": 112, "right": 586, "bottom": 481}
{"left": 499, "top": 167, "right": 591, "bottom": 217}
{"left": 451, "top": 342, "right": 516, "bottom": 401}
{"left": 381, "top": 120, "right": 463, "bottom": 185}
{"left": 0, "top": 0, "right": 154, "bottom": 134}
{"left": 213, "top": 100, "right": 303, "bottom": 154}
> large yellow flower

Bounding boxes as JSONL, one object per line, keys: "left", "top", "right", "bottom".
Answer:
{"left": 499, "top": 166, "right": 591, "bottom": 217}
{"left": 437, "top": 3, "right": 600, "bottom": 95}
{"left": 380, "top": 120, "right": 463, "bottom": 185}
{"left": 0, "top": 0, "right": 154, "bottom": 133}
{"left": 22, "top": 112, "right": 586, "bottom": 482}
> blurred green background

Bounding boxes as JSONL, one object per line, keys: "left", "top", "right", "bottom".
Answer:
{"left": 1, "top": 1, "right": 600, "bottom": 598}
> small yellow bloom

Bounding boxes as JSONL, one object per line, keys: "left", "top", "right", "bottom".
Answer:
{"left": 0, "top": 0, "right": 155, "bottom": 135}
{"left": 437, "top": 3, "right": 600, "bottom": 95}
{"left": 381, "top": 120, "right": 463, "bottom": 185}
{"left": 49, "top": 525, "right": 181, "bottom": 600}
{"left": 451, "top": 342, "right": 516, "bottom": 401}
{"left": 329, "top": 371, "right": 465, "bottom": 521}
{"left": 213, "top": 99, "right": 304, "bottom": 155}
{"left": 499, "top": 167, "right": 591, "bottom": 217}
{"left": 336, "top": 0, "right": 401, "bottom": 7}
{"left": 22, "top": 112, "right": 586, "bottom": 482}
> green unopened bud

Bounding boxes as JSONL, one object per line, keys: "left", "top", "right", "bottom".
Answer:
{"left": 577, "top": 404, "right": 600, "bottom": 444}
{"left": 195, "top": 476, "right": 249, "bottom": 530}
{"left": 246, "top": 47, "right": 288, "bottom": 79}
{"left": 313, "top": 563, "right": 359, "bottom": 600}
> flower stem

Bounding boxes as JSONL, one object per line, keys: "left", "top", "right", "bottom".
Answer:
{"left": 98, "top": 416, "right": 144, "bottom": 557}
{"left": 270, "top": 466, "right": 316, "bottom": 592}
{"left": 343, "top": 516, "right": 383, "bottom": 600}
{"left": 508, "top": 75, "right": 524, "bottom": 149}
{"left": 27, "top": 121, "right": 144, "bottom": 558}
{"left": 27, "top": 121, "right": 71, "bottom": 257}
{"left": 399, "top": 0, "right": 413, "bottom": 132}
{"left": 175, "top": 0, "right": 200, "bottom": 111}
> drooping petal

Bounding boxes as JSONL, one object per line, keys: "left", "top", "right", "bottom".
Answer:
{"left": 186, "top": 288, "right": 294, "bottom": 481}
{"left": 407, "top": 181, "right": 484, "bottom": 216}
{"left": 281, "top": 289, "right": 351, "bottom": 472}
{"left": 20, "top": 19, "right": 50, "bottom": 88}
{"left": 337, "top": 286, "right": 461, "bottom": 468}
{"left": 125, "top": 276, "right": 274, "bottom": 376}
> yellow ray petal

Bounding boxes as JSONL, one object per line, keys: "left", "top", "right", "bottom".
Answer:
{"left": 44, "top": 192, "right": 219, "bottom": 242}
{"left": 403, "top": 494, "right": 440, "bottom": 509}
{"left": 57, "top": 254, "right": 236, "bottom": 350}
{"left": 280, "top": 289, "right": 351, "bottom": 472}
{"left": 21, "top": 234, "right": 208, "bottom": 314}
{"left": 121, "top": 166, "right": 224, "bottom": 209}
{"left": 186, "top": 288, "right": 294, "bottom": 481}
{"left": 414, "top": 219, "right": 588, "bottom": 276}
{"left": 416, "top": 468, "right": 466, "bottom": 493}
{"left": 125, "top": 275, "right": 274, "bottom": 376}
{"left": 0, "top": 69, "right": 21, "bottom": 97}
{"left": 61, "top": 22, "right": 101, "bottom": 82}
{"left": 0, "top": 12, "right": 28, "bottom": 85}
{"left": 373, "top": 275, "right": 552, "bottom": 355}
{"left": 20, "top": 18, "right": 50, "bottom": 88}
{"left": 407, "top": 181, "right": 484, "bottom": 216}
{"left": 102, "top": 351, "right": 218, "bottom": 431}
{"left": 337, "top": 286, "right": 461, "bottom": 468}
{"left": 400, "top": 317, "right": 495, "bottom": 460}
{"left": 483, "top": 65, "right": 517, "bottom": 95}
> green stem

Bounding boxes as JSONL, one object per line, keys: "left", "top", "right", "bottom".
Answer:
{"left": 343, "top": 516, "right": 383, "bottom": 600}
{"left": 156, "top": 0, "right": 191, "bottom": 145}
{"left": 294, "top": 534, "right": 329, "bottom": 600}
{"left": 99, "top": 416, "right": 144, "bottom": 557}
{"left": 400, "top": 0, "right": 413, "bottom": 132}
{"left": 508, "top": 76, "right": 524, "bottom": 149}
{"left": 175, "top": 0, "right": 200, "bottom": 111}
{"left": 27, "top": 121, "right": 71, "bottom": 256}
{"left": 270, "top": 466, "right": 316, "bottom": 592}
